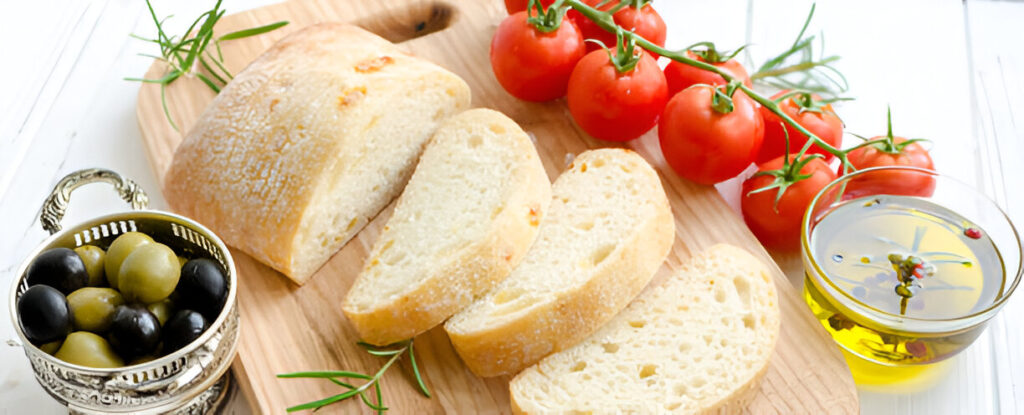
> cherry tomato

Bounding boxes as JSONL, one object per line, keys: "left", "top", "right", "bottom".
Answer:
{"left": 504, "top": 0, "right": 555, "bottom": 14}
{"left": 757, "top": 91, "right": 843, "bottom": 163}
{"left": 742, "top": 156, "right": 837, "bottom": 249}
{"left": 659, "top": 86, "right": 764, "bottom": 185}
{"left": 572, "top": 1, "right": 666, "bottom": 56}
{"left": 491, "top": 11, "right": 587, "bottom": 102}
{"left": 846, "top": 137, "right": 936, "bottom": 197}
{"left": 664, "top": 51, "right": 751, "bottom": 97}
{"left": 567, "top": 49, "right": 668, "bottom": 141}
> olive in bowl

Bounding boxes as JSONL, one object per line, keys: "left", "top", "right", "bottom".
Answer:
{"left": 176, "top": 258, "right": 227, "bottom": 320}
{"left": 54, "top": 331, "right": 124, "bottom": 368}
{"left": 118, "top": 242, "right": 180, "bottom": 304}
{"left": 17, "top": 285, "right": 72, "bottom": 344}
{"left": 67, "top": 287, "right": 124, "bottom": 333}
{"left": 108, "top": 304, "right": 161, "bottom": 359}
{"left": 162, "top": 310, "right": 208, "bottom": 354}
{"left": 25, "top": 247, "right": 88, "bottom": 295}
{"left": 73, "top": 245, "right": 107, "bottom": 287}
{"left": 104, "top": 232, "right": 153, "bottom": 290}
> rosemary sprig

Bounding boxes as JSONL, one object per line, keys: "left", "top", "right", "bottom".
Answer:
{"left": 750, "top": 4, "right": 848, "bottom": 98}
{"left": 278, "top": 339, "right": 430, "bottom": 413}
{"left": 125, "top": 0, "right": 288, "bottom": 130}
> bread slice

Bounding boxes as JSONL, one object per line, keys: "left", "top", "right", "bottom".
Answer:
{"left": 510, "top": 244, "right": 781, "bottom": 414}
{"left": 341, "top": 108, "right": 552, "bottom": 345}
{"left": 444, "top": 149, "right": 674, "bottom": 377}
{"left": 163, "top": 23, "right": 471, "bottom": 284}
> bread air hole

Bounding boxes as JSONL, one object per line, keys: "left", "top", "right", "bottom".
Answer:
{"left": 691, "top": 377, "right": 706, "bottom": 388}
{"left": 574, "top": 220, "right": 594, "bottom": 231}
{"left": 743, "top": 314, "right": 756, "bottom": 329}
{"left": 468, "top": 135, "right": 483, "bottom": 148}
{"left": 666, "top": 402, "right": 682, "bottom": 410}
{"left": 733, "top": 276, "right": 751, "bottom": 302}
{"left": 489, "top": 124, "right": 506, "bottom": 134}
{"left": 590, "top": 244, "right": 615, "bottom": 266}
{"left": 381, "top": 249, "right": 406, "bottom": 266}
{"left": 714, "top": 288, "right": 727, "bottom": 303}
{"left": 639, "top": 364, "right": 657, "bottom": 378}
{"left": 570, "top": 361, "right": 587, "bottom": 372}
{"left": 493, "top": 287, "right": 525, "bottom": 305}
{"left": 601, "top": 343, "right": 619, "bottom": 353}
{"left": 628, "top": 320, "right": 645, "bottom": 328}
{"left": 674, "top": 383, "right": 688, "bottom": 396}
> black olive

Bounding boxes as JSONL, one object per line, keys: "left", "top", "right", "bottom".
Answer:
{"left": 162, "top": 310, "right": 208, "bottom": 354}
{"left": 176, "top": 259, "right": 227, "bottom": 320}
{"left": 108, "top": 304, "right": 161, "bottom": 359}
{"left": 25, "top": 247, "right": 89, "bottom": 295}
{"left": 17, "top": 285, "right": 71, "bottom": 344}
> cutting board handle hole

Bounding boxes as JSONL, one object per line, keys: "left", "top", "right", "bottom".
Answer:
{"left": 354, "top": 1, "right": 456, "bottom": 44}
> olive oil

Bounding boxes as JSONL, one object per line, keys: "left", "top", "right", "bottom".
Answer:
{"left": 803, "top": 195, "right": 1005, "bottom": 365}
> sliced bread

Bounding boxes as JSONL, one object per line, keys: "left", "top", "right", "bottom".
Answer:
{"left": 509, "top": 244, "right": 781, "bottom": 414}
{"left": 444, "top": 148, "right": 674, "bottom": 377}
{"left": 342, "top": 108, "right": 552, "bottom": 345}
{"left": 164, "top": 23, "right": 471, "bottom": 284}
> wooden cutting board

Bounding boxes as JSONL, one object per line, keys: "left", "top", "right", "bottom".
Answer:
{"left": 135, "top": 0, "right": 858, "bottom": 413}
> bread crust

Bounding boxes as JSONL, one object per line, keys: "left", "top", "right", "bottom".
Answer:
{"left": 342, "top": 109, "right": 552, "bottom": 346}
{"left": 164, "top": 23, "right": 470, "bottom": 284}
{"left": 508, "top": 244, "right": 781, "bottom": 415}
{"left": 445, "top": 149, "right": 674, "bottom": 377}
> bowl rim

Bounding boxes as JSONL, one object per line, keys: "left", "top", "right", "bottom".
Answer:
{"left": 9, "top": 208, "right": 239, "bottom": 375}
{"left": 800, "top": 166, "right": 1024, "bottom": 329}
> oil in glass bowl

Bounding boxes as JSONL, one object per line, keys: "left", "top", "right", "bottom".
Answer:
{"left": 804, "top": 194, "right": 1004, "bottom": 365}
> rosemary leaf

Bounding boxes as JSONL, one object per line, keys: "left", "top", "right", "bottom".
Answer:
{"left": 195, "top": 73, "right": 221, "bottom": 93}
{"left": 409, "top": 341, "right": 431, "bottom": 398}
{"left": 219, "top": 21, "right": 290, "bottom": 41}
{"left": 286, "top": 389, "right": 361, "bottom": 412}
{"left": 277, "top": 370, "right": 373, "bottom": 380}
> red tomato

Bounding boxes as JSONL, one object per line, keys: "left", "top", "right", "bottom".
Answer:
{"left": 490, "top": 11, "right": 586, "bottom": 102}
{"left": 572, "top": 1, "right": 666, "bottom": 56}
{"left": 742, "top": 156, "right": 837, "bottom": 249}
{"left": 567, "top": 49, "right": 668, "bottom": 141}
{"left": 504, "top": 0, "right": 555, "bottom": 14}
{"left": 757, "top": 91, "right": 844, "bottom": 163}
{"left": 663, "top": 51, "right": 751, "bottom": 97}
{"left": 846, "top": 136, "right": 936, "bottom": 197}
{"left": 659, "top": 86, "right": 764, "bottom": 185}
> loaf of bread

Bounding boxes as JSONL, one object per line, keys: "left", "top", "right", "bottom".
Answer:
{"left": 342, "top": 108, "right": 551, "bottom": 346}
{"left": 163, "top": 23, "right": 471, "bottom": 284}
{"left": 510, "top": 244, "right": 781, "bottom": 414}
{"left": 444, "top": 149, "right": 674, "bottom": 377}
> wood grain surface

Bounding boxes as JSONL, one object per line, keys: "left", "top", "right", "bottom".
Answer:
{"left": 134, "top": 0, "right": 858, "bottom": 413}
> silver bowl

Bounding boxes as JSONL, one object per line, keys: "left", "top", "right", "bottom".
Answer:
{"left": 9, "top": 169, "right": 240, "bottom": 414}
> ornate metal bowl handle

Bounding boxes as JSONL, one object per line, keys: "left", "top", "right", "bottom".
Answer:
{"left": 40, "top": 168, "right": 150, "bottom": 235}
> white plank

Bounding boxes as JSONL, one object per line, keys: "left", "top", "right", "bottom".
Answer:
{"left": 965, "top": 1, "right": 1024, "bottom": 413}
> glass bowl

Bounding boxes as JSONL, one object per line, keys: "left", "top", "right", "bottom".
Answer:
{"left": 800, "top": 166, "right": 1021, "bottom": 368}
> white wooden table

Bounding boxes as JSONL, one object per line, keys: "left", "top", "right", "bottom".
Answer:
{"left": 1, "top": 0, "right": 1021, "bottom": 413}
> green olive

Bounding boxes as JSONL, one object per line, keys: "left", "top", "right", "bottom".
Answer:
{"left": 74, "top": 245, "right": 106, "bottom": 287}
{"left": 67, "top": 287, "right": 124, "bottom": 333}
{"left": 118, "top": 243, "right": 180, "bottom": 304}
{"left": 146, "top": 299, "right": 174, "bottom": 326}
{"left": 104, "top": 232, "right": 154, "bottom": 290}
{"left": 39, "top": 339, "right": 63, "bottom": 355}
{"left": 54, "top": 331, "right": 124, "bottom": 368}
